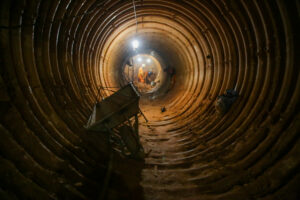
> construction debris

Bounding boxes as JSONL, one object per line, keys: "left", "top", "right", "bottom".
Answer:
{"left": 215, "top": 89, "right": 238, "bottom": 115}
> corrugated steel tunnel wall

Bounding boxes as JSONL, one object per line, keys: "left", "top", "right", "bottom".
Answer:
{"left": 0, "top": 0, "right": 299, "bottom": 199}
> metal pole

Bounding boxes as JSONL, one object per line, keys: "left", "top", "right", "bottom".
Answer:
{"left": 132, "top": 57, "right": 135, "bottom": 83}
{"left": 98, "top": 125, "right": 114, "bottom": 200}
{"left": 132, "top": 0, "right": 138, "bottom": 34}
{"left": 139, "top": 109, "right": 148, "bottom": 122}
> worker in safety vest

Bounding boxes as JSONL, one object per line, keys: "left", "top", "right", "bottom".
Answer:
{"left": 138, "top": 66, "right": 145, "bottom": 83}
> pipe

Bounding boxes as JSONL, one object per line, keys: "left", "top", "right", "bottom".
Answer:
{"left": 0, "top": 0, "right": 299, "bottom": 199}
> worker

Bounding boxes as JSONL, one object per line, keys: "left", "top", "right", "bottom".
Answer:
{"left": 138, "top": 66, "right": 145, "bottom": 83}
{"left": 146, "top": 69, "right": 154, "bottom": 84}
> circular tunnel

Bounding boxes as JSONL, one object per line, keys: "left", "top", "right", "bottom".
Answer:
{"left": 0, "top": 0, "right": 299, "bottom": 200}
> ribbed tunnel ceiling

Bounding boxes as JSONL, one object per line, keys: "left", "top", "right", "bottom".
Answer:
{"left": 0, "top": 0, "right": 299, "bottom": 200}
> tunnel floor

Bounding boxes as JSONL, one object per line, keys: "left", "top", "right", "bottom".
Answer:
{"left": 140, "top": 105, "right": 190, "bottom": 200}
{"left": 139, "top": 104, "right": 215, "bottom": 200}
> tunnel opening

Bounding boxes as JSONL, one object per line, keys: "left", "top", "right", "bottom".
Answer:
{"left": 121, "top": 54, "right": 165, "bottom": 95}
{"left": 101, "top": 28, "right": 187, "bottom": 104}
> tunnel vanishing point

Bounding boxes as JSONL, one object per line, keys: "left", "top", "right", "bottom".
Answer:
{"left": 0, "top": 0, "right": 299, "bottom": 200}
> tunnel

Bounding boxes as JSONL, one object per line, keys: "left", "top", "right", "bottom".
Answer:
{"left": 0, "top": 0, "right": 299, "bottom": 199}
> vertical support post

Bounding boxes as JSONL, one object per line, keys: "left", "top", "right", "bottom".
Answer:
{"left": 98, "top": 125, "right": 114, "bottom": 200}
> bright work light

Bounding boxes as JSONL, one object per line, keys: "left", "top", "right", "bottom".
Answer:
{"left": 132, "top": 40, "right": 139, "bottom": 49}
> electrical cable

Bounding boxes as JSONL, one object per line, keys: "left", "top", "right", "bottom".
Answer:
{"left": 132, "top": 0, "right": 138, "bottom": 33}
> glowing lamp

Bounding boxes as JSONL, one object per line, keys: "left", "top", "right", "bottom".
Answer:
{"left": 132, "top": 40, "right": 139, "bottom": 49}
